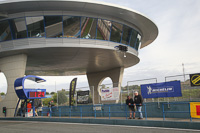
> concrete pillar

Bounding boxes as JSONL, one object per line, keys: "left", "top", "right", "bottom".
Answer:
{"left": 0, "top": 54, "right": 27, "bottom": 117}
{"left": 87, "top": 67, "right": 124, "bottom": 104}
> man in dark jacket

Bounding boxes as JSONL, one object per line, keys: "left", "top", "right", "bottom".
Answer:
{"left": 126, "top": 96, "right": 135, "bottom": 119}
{"left": 133, "top": 91, "right": 143, "bottom": 119}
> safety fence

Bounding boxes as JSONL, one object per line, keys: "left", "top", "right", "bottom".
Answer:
{"left": 56, "top": 86, "right": 94, "bottom": 106}
{"left": 56, "top": 83, "right": 122, "bottom": 106}
{"left": 126, "top": 74, "right": 200, "bottom": 103}
{"left": 15, "top": 102, "right": 200, "bottom": 122}
{"left": 162, "top": 102, "right": 192, "bottom": 121}
{"left": 17, "top": 104, "right": 147, "bottom": 120}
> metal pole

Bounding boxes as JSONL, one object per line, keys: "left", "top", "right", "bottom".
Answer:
{"left": 162, "top": 104, "right": 165, "bottom": 121}
{"left": 120, "top": 90, "right": 122, "bottom": 104}
{"left": 55, "top": 81, "right": 58, "bottom": 107}
{"left": 57, "top": 91, "right": 59, "bottom": 108}
{"left": 94, "top": 106, "right": 96, "bottom": 119}
{"left": 158, "top": 98, "right": 160, "bottom": 108}
{"left": 144, "top": 104, "right": 147, "bottom": 120}
{"left": 182, "top": 63, "right": 186, "bottom": 82}
{"left": 189, "top": 103, "right": 192, "bottom": 122}
{"left": 109, "top": 105, "right": 111, "bottom": 119}
{"left": 75, "top": 93, "right": 77, "bottom": 106}
{"left": 99, "top": 87, "right": 101, "bottom": 104}
{"left": 80, "top": 106, "right": 82, "bottom": 119}
{"left": 168, "top": 98, "right": 170, "bottom": 108}
{"left": 93, "top": 86, "right": 94, "bottom": 105}
{"left": 33, "top": 99, "right": 35, "bottom": 117}
{"left": 127, "top": 82, "right": 129, "bottom": 96}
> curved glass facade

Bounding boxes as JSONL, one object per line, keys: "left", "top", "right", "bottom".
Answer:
{"left": 0, "top": 15, "right": 141, "bottom": 50}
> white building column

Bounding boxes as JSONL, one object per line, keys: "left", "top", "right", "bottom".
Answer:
{"left": 0, "top": 54, "right": 27, "bottom": 117}
{"left": 87, "top": 67, "right": 124, "bottom": 104}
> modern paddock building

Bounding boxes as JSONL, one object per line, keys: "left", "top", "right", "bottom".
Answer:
{"left": 0, "top": 0, "right": 158, "bottom": 117}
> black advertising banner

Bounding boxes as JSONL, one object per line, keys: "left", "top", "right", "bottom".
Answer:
{"left": 69, "top": 78, "right": 77, "bottom": 106}
{"left": 190, "top": 73, "right": 200, "bottom": 87}
{"left": 77, "top": 90, "right": 89, "bottom": 104}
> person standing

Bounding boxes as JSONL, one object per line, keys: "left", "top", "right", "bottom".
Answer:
{"left": 48, "top": 100, "right": 54, "bottom": 116}
{"left": 126, "top": 96, "right": 135, "bottom": 119}
{"left": 133, "top": 91, "right": 143, "bottom": 119}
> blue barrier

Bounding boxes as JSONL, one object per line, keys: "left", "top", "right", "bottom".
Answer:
{"left": 19, "top": 104, "right": 147, "bottom": 120}
{"left": 162, "top": 102, "right": 192, "bottom": 122}
{"left": 19, "top": 102, "right": 198, "bottom": 122}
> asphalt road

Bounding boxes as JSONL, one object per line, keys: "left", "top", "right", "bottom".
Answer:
{"left": 0, "top": 121, "right": 199, "bottom": 133}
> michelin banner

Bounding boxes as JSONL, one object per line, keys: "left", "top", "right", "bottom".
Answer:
{"left": 141, "top": 81, "right": 182, "bottom": 98}
{"left": 101, "top": 87, "right": 119, "bottom": 101}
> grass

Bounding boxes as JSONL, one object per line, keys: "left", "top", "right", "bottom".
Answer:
{"left": 96, "top": 29, "right": 104, "bottom": 40}
{"left": 82, "top": 18, "right": 93, "bottom": 38}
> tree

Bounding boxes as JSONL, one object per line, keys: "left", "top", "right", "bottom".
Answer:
{"left": 1, "top": 92, "right": 5, "bottom": 95}
{"left": 46, "top": 92, "right": 50, "bottom": 95}
{"left": 53, "top": 91, "right": 68, "bottom": 105}
{"left": 42, "top": 98, "right": 52, "bottom": 106}
{"left": 50, "top": 92, "right": 55, "bottom": 95}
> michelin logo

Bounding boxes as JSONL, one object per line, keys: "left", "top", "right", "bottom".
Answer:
{"left": 147, "top": 86, "right": 174, "bottom": 95}
{"left": 147, "top": 86, "right": 152, "bottom": 95}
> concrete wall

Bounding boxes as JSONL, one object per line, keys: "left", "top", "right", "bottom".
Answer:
{"left": 87, "top": 67, "right": 124, "bottom": 104}
{"left": 0, "top": 54, "right": 27, "bottom": 117}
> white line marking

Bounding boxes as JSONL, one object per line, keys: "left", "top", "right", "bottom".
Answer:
{"left": 0, "top": 120, "right": 199, "bottom": 132}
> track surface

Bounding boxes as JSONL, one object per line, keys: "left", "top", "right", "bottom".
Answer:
{"left": 0, "top": 121, "right": 199, "bottom": 133}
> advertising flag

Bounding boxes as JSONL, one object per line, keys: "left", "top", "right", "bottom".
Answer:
{"left": 141, "top": 81, "right": 182, "bottom": 98}
{"left": 69, "top": 78, "right": 77, "bottom": 106}
{"left": 190, "top": 102, "right": 200, "bottom": 118}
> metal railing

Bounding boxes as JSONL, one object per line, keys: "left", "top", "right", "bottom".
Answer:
{"left": 17, "top": 104, "right": 147, "bottom": 120}
{"left": 162, "top": 102, "right": 192, "bottom": 121}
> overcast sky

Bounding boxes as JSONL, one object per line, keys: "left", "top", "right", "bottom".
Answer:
{"left": 0, "top": 0, "right": 200, "bottom": 93}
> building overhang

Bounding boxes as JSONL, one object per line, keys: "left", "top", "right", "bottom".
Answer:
{"left": 0, "top": 0, "right": 158, "bottom": 49}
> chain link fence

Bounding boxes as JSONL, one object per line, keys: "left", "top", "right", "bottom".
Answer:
{"left": 98, "top": 83, "right": 120, "bottom": 104}
{"left": 123, "top": 78, "right": 157, "bottom": 103}
{"left": 125, "top": 74, "right": 200, "bottom": 103}
{"left": 56, "top": 86, "right": 94, "bottom": 106}
{"left": 165, "top": 74, "right": 200, "bottom": 102}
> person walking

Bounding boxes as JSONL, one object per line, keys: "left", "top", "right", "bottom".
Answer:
{"left": 126, "top": 96, "right": 135, "bottom": 119}
{"left": 133, "top": 91, "right": 143, "bottom": 119}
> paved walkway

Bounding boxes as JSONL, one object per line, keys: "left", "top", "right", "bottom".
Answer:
{"left": 23, "top": 116, "right": 200, "bottom": 122}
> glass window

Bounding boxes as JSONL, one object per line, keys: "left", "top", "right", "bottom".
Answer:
{"left": 44, "top": 16, "right": 63, "bottom": 38}
{"left": 121, "top": 25, "right": 132, "bottom": 45}
{"left": 63, "top": 16, "right": 81, "bottom": 38}
{"left": 0, "top": 20, "right": 12, "bottom": 42}
{"left": 130, "top": 29, "right": 138, "bottom": 48}
{"left": 81, "top": 17, "right": 97, "bottom": 39}
{"left": 96, "top": 19, "right": 111, "bottom": 40}
{"left": 135, "top": 34, "right": 142, "bottom": 50}
{"left": 110, "top": 22, "right": 123, "bottom": 43}
{"left": 9, "top": 18, "right": 27, "bottom": 39}
{"left": 26, "top": 16, "right": 44, "bottom": 38}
